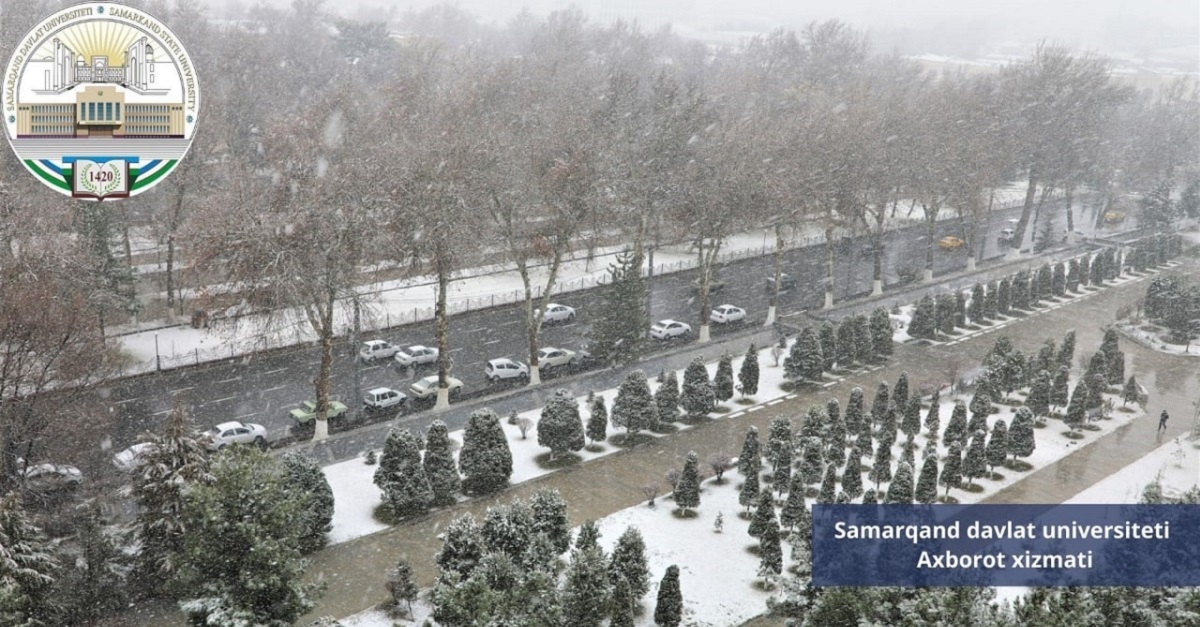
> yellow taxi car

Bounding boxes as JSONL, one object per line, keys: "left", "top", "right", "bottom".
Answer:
{"left": 938, "top": 236, "right": 965, "bottom": 250}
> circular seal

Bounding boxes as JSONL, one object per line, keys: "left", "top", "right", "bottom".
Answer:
{"left": 2, "top": 2, "right": 200, "bottom": 200}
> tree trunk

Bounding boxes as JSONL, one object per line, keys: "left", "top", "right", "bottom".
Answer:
{"left": 312, "top": 302, "right": 335, "bottom": 442}
{"left": 165, "top": 234, "right": 176, "bottom": 311}
{"left": 872, "top": 237, "right": 883, "bottom": 296}
{"left": 924, "top": 205, "right": 936, "bottom": 283}
{"left": 434, "top": 249, "right": 452, "bottom": 411}
{"left": 351, "top": 298, "right": 362, "bottom": 413}
{"left": 1011, "top": 170, "right": 1038, "bottom": 257}
{"left": 765, "top": 225, "right": 783, "bottom": 327}
{"left": 528, "top": 242, "right": 566, "bottom": 386}
{"left": 823, "top": 226, "right": 835, "bottom": 309}
{"left": 1065, "top": 185, "right": 1076, "bottom": 245}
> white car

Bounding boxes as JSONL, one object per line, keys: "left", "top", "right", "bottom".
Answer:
{"left": 541, "top": 303, "right": 576, "bottom": 324}
{"left": 363, "top": 387, "right": 407, "bottom": 411}
{"left": 538, "top": 347, "right": 579, "bottom": 370}
{"left": 201, "top": 421, "right": 268, "bottom": 452}
{"left": 710, "top": 304, "right": 747, "bottom": 324}
{"left": 20, "top": 462, "right": 83, "bottom": 492}
{"left": 359, "top": 340, "right": 400, "bottom": 362}
{"left": 486, "top": 358, "right": 529, "bottom": 382}
{"left": 410, "top": 375, "right": 464, "bottom": 400}
{"left": 650, "top": 319, "right": 692, "bottom": 340}
{"left": 394, "top": 345, "right": 439, "bottom": 367}
{"left": 113, "top": 442, "right": 157, "bottom": 472}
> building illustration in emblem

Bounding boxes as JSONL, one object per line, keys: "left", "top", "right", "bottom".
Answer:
{"left": 15, "top": 34, "right": 184, "bottom": 138}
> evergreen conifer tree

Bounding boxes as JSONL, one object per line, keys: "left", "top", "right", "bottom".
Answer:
{"left": 787, "top": 327, "right": 824, "bottom": 381}
{"left": 767, "top": 416, "right": 794, "bottom": 464}
{"left": 967, "top": 407, "right": 989, "bottom": 440}
{"left": 458, "top": 409, "right": 514, "bottom": 495}
{"left": 880, "top": 403, "right": 900, "bottom": 444}
{"left": 1011, "top": 271, "right": 1030, "bottom": 309}
{"left": 855, "top": 417, "right": 874, "bottom": 460}
{"left": 589, "top": 250, "right": 647, "bottom": 366}
{"left": 654, "top": 565, "right": 682, "bottom": 627}
{"left": 925, "top": 390, "right": 941, "bottom": 443}
{"left": 586, "top": 395, "right": 608, "bottom": 445}
{"left": 1068, "top": 258, "right": 1081, "bottom": 291}
{"left": 1027, "top": 370, "right": 1052, "bottom": 417}
{"left": 714, "top": 354, "right": 734, "bottom": 403}
{"left": 817, "top": 463, "right": 838, "bottom": 503}
{"left": 538, "top": 390, "right": 586, "bottom": 461}
{"left": 758, "top": 519, "right": 784, "bottom": 583}
{"left": 963, "top": 434, "right": 987, "bottom": 487}
{"left": 1052, "top": 263, "right": 1066, "bottom": 296}
{"left": 674, "top": 452, "right": 701, "bottom": 513}
{"left": 530, "top": 489, "right": 572, "bottom": 554}
{"left": 611, "top": 371, "right": 656, "bottom": 437}
{"left": 997, "top": 277, "right": 1012, "bottom": 315}
{"left": 609, "top": 575, "right": 636, "bottom": 627}
{"left": 482, "top": 502, "right": 536, "bottom": 561}
{"left": 936, "top": 293, "right": 957, "bottom": 335}
{"left": 771, "top": 446, "right": 793, "bottom": 489}
{"left": 654, "top": 371, "right": 681, "bottom": 425}
{"left": 177, "top": 448, "right": 320, "bottom": 626}
{"left": 869, "top": 307, "right": 894, "bottom": 358}
{"left": 1091, "top": 253, "right": 1105, "bottom": 285}
{"left": 737, "top": 426, "right": 761, "bottom": 476}
{"left": 825, "top": 404, "right": 847, "bottom": 468}
{"left": 1108, "top": 350, "right": 1126, "bottom": 386}
{"left": 842, "top": 452, "right": 864, "bottom": 500}
{"left": 799, "top": 406, "right": 824, "bottom": 441}
{"left": 909, "top": 295, "right": 937, "bottom": 339}
{"left": 386, "top": 558, "right": 419, "bottom": 615}
{"left": 943, "top": 401, "right": 968, "bottom": 445}
{"left": 1009, "top": 408, "right": 1037, "bottom": 460}
{"left": 836, "top": 318, "right": 857, "bottom": 367}
{"left": 915, "top": 456, "right": 939, "bottom": 504}
{"left": 436, "top": 513, "right": 486, "bottom": 577}
{"left": 56, "top": 502, "right": 132, "bottom": 626}
{"left": 0, "top": 493, "right": 60, "bottom": 623}
{"left": 1036, "top": 264, "right": 1053, "bottom": 305}
{"left": 1078, "top": 254, "right": 1091, "bottom": 288}
{"left": 954, "top": 290, "right": 968, "bottom": 328}
{"left": 130, "top": 400, "right": 211, "bottom": 593}
{"left": 375, "top": 428, "right": 434, "bottom": 519}
{"left": 871, "top": 382, "right": 890, "bottom": 426}
{"left": 562, "top": 546, "right": 610, "bottom": 627}
{"left": 608, "top": 527, "right": 650, "bottom": 599}
{"left": 852, "top": 315, "right": 873, "bottom": 364}
{"left": 1065, "top": 383, "right": 1087, "bottom": 431}
{"left": 869, "top": 441, "right": 893, "bottom": 487}
{"left": 575, "top": 520, "right": 602, "bottom": 553}
{"left": 819, "top": 322, "right": 838, "bottom": 371}
{"left": 1058, "top": 330, "right": 1077, "bottom": 369}
{"left": 940, "top": 444, "right": 963, "bottom": 496}
{"left": 680, "top": 358, "right": 715, "bottom": 417}
{"left": 748, "top": 490, "right": 778, "bottom": 538}
{"left": 282, "top": 451, "right": 335, "bottom": 553}
{"left": 780, "top": 473, "right": 807, "bottom": 529}
{"left": 845, "top": 387, "right": 864, "bottom": 434}
{"left": 985, "top": 280, "right": 1000, "bottom": 318}
{"left": 893, "top": 372, "right": 910, "bottom": 409}
{"left": 862, "top": 489, "right": 879, "bottom": 504}
{"left": 1051, "top": 365, "right": 1071, "bottom": 410}
{"left": 739, "top": 467, "right": 761, "bottom": 512}
{"left": 738, "top": 343, "right": 760, "bottom": 398}
{"left": 799, "top": 437, "right": 824, "bottom": 487}
{"left": 423, "top": 421, "right": 462, "bottom": 507}
{"left": 1122, "top": 375, "right": 1141, "bottom": 407}
{"left": 969, "top": 283, "right": 986, "bottom": 323}
{"left": 969, "top": 388, "right": 992, "bottom": 422}
{"left": 885, "top": 462, "right": 914, "bottom": 503}
{"left": 1035, "top": 339, "right": 1057, "bottom": 376}
{"left": 986, "top": 420, "right": 1008, "bottom": 473}
{"left": 901, "top": 397, "right": 921, "bottom": 443}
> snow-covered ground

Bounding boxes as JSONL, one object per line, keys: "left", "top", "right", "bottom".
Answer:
{"left": 1115, "top": 320, "right": 1200, "bottom": 358}
{"left": 322, "top": 327, "right": 1143, "bottom": 625}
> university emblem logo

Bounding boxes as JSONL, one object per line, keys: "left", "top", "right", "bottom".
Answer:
{"left": 3, "top": 2, "right": 200, "bottom": 200}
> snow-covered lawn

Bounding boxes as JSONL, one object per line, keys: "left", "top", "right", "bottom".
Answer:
{"left": 1115, "top": 320, "right": 1200, "bottom": 358}
{"left": 323, "top": 343, "right": 800, "bottom": 545}
{"left": 335, "top": 472, "right": 796, "bottom": 627}
{"left": 1066, "top": 434, "right": 1200, "bottom": 505}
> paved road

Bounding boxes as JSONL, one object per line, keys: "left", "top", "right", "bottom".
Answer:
{"left": 96, "top": 199, "right": 1091, "bottom": 457}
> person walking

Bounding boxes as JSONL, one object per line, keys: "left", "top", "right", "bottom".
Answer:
{"left": 1158, "top": 410, "right": 1169, "bottom": 434}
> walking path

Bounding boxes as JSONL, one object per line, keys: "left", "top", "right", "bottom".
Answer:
{"left": 106, "top": 252, "right": 1199, "bottom": 627}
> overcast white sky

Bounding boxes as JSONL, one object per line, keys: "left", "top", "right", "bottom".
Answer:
{"left": 222, "top": 0, "right": 1198, "bottom": 68}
